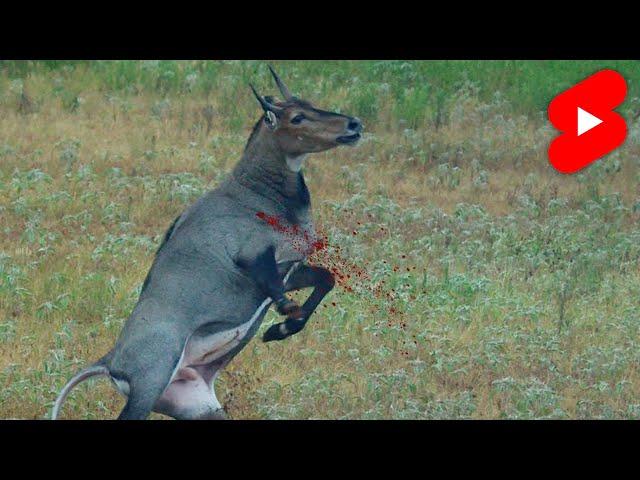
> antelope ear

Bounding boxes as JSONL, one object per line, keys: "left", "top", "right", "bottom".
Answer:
{"left": 264, "top": 110, "right": 279, "bottom": 130}
{"left": 250, "top": 84, "right": 283, "bottom": 117}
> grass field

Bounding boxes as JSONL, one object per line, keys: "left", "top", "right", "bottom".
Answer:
{"left": 1, "top": 60, "right": 640, "bottom": 419}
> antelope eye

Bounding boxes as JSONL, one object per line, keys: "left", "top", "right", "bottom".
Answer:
{"left": 291, "top": 114, "right": 305, "bottom": 124}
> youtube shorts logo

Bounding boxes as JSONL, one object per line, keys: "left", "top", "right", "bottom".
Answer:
{"left": 548, "top": 69, "right": 627, "bottom": 174}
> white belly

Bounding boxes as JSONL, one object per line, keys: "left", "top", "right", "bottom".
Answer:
{"left": 180, "top": 298, "right": 271, "bottom": 368}
{"left": 114, "top": 263, "right": 299, "bottom": 419}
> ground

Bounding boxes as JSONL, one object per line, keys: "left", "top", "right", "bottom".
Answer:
{"left": 1, "top": 60, "right": 640, "bottom": 419}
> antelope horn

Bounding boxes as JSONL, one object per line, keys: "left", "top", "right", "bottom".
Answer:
{"left": 250, "top": 84, "right": 283, "bottom": 114}
{"left": 268, "top": 64, "right": 293, "bottom": 101}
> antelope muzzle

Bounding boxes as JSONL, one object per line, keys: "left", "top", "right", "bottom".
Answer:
{"left": 336, "top": 116, "right": 363, "bottom": 145}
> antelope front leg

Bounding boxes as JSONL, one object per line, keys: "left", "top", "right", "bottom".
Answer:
{"left": 263, "top": 263, "right": 335, "bottom": 342}
{"left": 236, "top": 246, "right": 305, "bottom": 318}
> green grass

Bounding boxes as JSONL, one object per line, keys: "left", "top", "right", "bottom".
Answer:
{"left": 2, "top": 60, "right": 639, "bottom": 126}
{"left": 1, "top": 61, "right": 640, "bottom": 419}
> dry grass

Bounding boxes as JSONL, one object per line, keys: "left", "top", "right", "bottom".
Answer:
{"left": 2, "top": 61, "right": 640, "bottom": 419}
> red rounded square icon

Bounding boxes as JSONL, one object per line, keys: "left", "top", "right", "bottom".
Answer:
{"left": 548, "top": 69, "right": 627, "bottom": 174}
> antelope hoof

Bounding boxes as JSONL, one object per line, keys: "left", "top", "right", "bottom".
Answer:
{"left": 263, "top": 323, "right": 289, "bottom": 342}
{"left": 262, "top": 317, "right": 306, "bottom": 343}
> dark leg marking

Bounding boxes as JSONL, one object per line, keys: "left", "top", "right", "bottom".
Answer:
{"left": 236, "top": 246, "right": 301, "bottom": 316}
{"left": 263, "top": 264, "right": 335, "bottom": 342}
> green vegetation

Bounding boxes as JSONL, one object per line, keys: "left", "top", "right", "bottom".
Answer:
{"left": 1, "top": 61, "right": 640, "bottom": 419}
{"left": 3, "top": 60, "right": 639, "bottom": 126}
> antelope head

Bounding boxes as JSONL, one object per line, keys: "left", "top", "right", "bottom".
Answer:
{"left": 250, "top": 65, "right": 363, "bottom": 171}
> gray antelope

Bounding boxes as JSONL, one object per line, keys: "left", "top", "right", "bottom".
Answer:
{"left": 52, "top": 65, "right": 363, "bottom": 420}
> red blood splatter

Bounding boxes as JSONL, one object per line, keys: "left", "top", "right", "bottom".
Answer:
{"left": 256, "top": 211, "right": 327, "bottom": 256}
{"left": 256, "top": 209, "right": 414, "bottom": 357}
{"left": 311, "top": 238, "right": 327, "bottom": 252}
{"left": 255, "top": 211, "right": 287, "bottom": 232}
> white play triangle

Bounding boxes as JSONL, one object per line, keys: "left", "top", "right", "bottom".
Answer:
{"left": 577, "top": 107, "right": 603, "bottom": 136}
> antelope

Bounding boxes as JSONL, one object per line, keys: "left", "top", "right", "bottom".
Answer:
{"left": 52, "top": 65, "right": 363, "bottom": 420}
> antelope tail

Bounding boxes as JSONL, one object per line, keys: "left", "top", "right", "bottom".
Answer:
{"left": 51, "top": 362, "right": 110, "bottom": 420}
